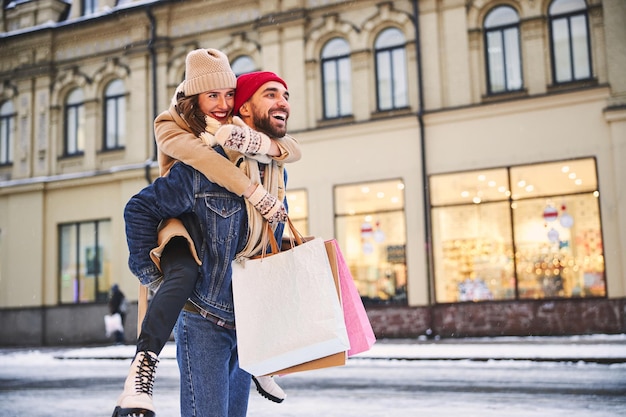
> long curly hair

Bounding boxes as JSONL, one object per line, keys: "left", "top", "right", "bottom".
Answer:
{"left": 175, "top": 91, "right": 206, "bottom": 136}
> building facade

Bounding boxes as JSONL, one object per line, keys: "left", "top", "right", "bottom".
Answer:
{"left": 0, "top": 0, "right": 624, "bottom": 346}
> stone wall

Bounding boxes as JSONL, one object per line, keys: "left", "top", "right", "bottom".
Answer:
{"left": 366, "top": 298, "right": 626, "bottom": 339}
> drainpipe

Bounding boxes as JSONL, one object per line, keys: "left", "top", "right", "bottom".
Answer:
{"left": 145, "top": 7, "right": 158, "bottom": 184}
{"left": 412, "top": 0, "right": 435, "bottom": 336}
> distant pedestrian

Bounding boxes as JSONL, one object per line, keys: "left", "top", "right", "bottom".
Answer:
{"left": 108, "top": 284, "right": 127, "bottom": 344}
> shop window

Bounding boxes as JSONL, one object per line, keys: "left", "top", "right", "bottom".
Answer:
{"left": 104, "top": 79, "right": 126, "bottom": 150}
{"left": 285, "top": 189, "right": 309, "bottom": 237}
{"left": 0, "top": 100, "right": 15, "bottom": 166}
{"left": 335, "top": 179, "right": 407, "bottom": 304}
{"left": 64, "top": 88, "right": 85, "bottom": 156}
{"left": 59, "top": 219, "right": 111, "bottom": 304}
{"left": 430, "top": 158, "right": 605, "bottom": 303}
{"left": 231, "top": 55, "right": 257, "bottom": 76}
{"left": 374, "top": 27, "right": 408, "bottom": 111}
{"left": 484, "top": 5, "right": 523, "bottom": 94}
{"left": 321, "top": 38, "right": 352, "bottom": 119}
{"left": 549, "top": 0, "right": 592, "bottom": 84}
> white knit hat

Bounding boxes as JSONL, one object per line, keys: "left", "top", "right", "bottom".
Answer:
{"left": 182, "top": 49, "right": 236, "bottom": 96}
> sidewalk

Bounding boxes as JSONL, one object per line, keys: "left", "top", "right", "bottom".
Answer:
{"left": 50, "top": 333, "right": 626, "bottom": 364}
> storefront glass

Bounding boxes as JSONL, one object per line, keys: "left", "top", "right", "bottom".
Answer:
{"left": 285, "top": 189, "right": 309, "bottom": 236}
{"left": 430, "top": 158, "right": 605, "bottom": 303}
{"left": 335, "top": 179, "right": 407, "bottom": 304}
{"left": 59, "top": 219, "right": 111, "bottom": 304}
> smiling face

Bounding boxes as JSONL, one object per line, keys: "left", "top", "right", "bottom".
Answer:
{"left": 239, "top": 81, "right": 290, "bottom": 138}
{"left": 197, "top": 88, "right": 235, "bottom": 124}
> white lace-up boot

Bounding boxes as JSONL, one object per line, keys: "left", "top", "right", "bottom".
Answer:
{"left": 112, "top": 351, "right": 159, "bottom": 417}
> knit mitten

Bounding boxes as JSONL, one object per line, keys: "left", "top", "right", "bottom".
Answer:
{"left": 198, "top": 115, "right": 221, "bottom": 146}
{"left": 215, "top": 117, "right": 272, "bottom": 155}
{"left": 246, "top": 184, "right": 287, "bottom": 225}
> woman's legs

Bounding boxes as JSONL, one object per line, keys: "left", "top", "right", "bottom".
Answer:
{"left": 113, "top": 237, "right": 198, "bottom": 417}
{"left": 137, "top": 237, "right": 198, "bottom": 355}
{"left": 175, "top": 310, "right": 251, "bottom": 417}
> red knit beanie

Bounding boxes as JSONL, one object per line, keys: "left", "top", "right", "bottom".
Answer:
{"left": 234, "top": 71, "right": 288, "bottom": 115}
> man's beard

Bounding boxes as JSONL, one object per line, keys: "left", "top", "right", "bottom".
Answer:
{"left": 252, "top": 111, "right": 287, "bottom": 138}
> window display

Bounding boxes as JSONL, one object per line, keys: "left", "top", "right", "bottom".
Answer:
{"left": 430, "top": 158, "right": 605, "bottom": 303}
{"left": 59, "top": 219, "right": 111, "bottom": 304}
{"left": 335, "top": 179, "right": 407, "bottom": 303}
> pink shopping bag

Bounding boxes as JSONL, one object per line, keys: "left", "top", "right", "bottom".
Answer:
{"left": 327, "top": 240, "right": 376, "bottom": 356}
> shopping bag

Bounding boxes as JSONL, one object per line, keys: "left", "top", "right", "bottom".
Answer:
{"left": 232, "top": 219, "right": 350, "bottom": 377}
{"left": 326, "top": 239, "right": 377, "bottom": 356}
{"left": 268, "top": 241, "right": 347, "bottom": 376}
{"left": 104, "top": 313, "right": 123, "bottom": 337}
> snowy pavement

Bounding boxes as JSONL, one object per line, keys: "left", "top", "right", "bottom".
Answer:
{"left": 49, "top": 332, "right": 626, "bottom": 363}
{"left": 1, "top": 334, "right": 625, "bottom": 417}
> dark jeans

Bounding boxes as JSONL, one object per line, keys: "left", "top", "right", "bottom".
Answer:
{"left": 136, "top": 237, "right": 198, "bottom": 355}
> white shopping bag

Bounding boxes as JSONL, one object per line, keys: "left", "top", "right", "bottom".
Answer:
{"left": 232, "top": 221, "right": 350, "bottom": 376}
{"left": 104, "top": 313, "right": 123, "bottom": 337}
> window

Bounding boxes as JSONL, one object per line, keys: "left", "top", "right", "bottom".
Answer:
{"left": 104, "top": 79, "right": 126, "bottom": 150}
{"left": 549, "top": 0, "right": 592, "bottom": 84}
{"left": 335, "top": 180, "right": 407, "bottom": 304}
{"left": 231, "top": 55, "right": 257, "bottom": 76}
{"left": 59, "top": 219, "right": 112, "bottom": 304}
{"left": 0, "top": 100, "right": 15, "bottom": 165}
{"left": 64, "top": 88, "right": 85, "bottom": 156}
{"left": 374, "top": 28, "right": 408, "bottom": 111}
{"left": 321, "top": 38, "right": 352, "bottom": 119}
{"left": 285, "top": 189, "right": 309, "bottom": 236}
{"left": 484, "top": 6, "right": 523, "bottom": 94}
{"left": 430, "top": 158, "right": 605, "bottom": 303}
{"left": 82, "top": 0, "right": 97, "bottom": 16}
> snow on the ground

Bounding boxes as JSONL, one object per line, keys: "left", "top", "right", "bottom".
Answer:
{"left": 1, "top": 333, "right": 624, "bottom": 364}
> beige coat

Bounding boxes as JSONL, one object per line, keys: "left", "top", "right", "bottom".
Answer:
{"left": 149, "top": 99, "right": 301, "bottom": 271}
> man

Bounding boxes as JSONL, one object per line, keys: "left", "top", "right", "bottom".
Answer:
{"left": 123, "top": 71, "right": 295, "bottom": 417}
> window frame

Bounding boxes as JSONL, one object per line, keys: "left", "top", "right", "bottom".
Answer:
{"left": 58, "top": 219, "right": 111, "bottom": 304}
{"left": 429, "top": 157, "right": 606, "bottom": 304}
{"left": 0, "top": 100, "right": 15, "bottom": 166}
{"left": 548, "top": 0, "right": 593, "bottom": 84}
{"left": 483, "top": 5, "right": 524, "bottom": 95}
{"left": 374, "top": 27, "right": 409, "bottom": 111}
{"left": 64, "top": 88, "right": 85, "bottom": 157}
{"left": 231, "top": 55, "right": 257, "bottom": 77}
{"left": 321, "top": 37, "right": 353, "bottom": 120}
{"left": 103, "top": 79, "right": 126, "bottom": 151}
{"left": 334, "top": 178, "right": 408, "bottom": 305}
{"left": 82, "top": 0, "right": 97, "bottom": 16}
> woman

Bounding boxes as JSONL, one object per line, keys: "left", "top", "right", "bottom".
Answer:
{"left": 113, "top": 49, "right": 300, "bottom": 417}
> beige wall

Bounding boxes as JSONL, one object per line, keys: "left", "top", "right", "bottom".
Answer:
{"left": 0, "top": 0, "right": 624, "bottom": 342}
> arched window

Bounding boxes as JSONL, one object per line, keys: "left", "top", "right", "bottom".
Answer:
{"left": 64, "top": 88, "right": 85, "bottom": 156}
{"left": 484, "top": 6, "right": 523, "bottom": 94}
{"left": 374, "top": 28, "right": 408, "bottom": 111}
{"left": 549, "top": 0, "right": 592, "bottom": 83}
{"left": 104, "top": 79, "right": 126, "bottom": 150}
{"left": 0, "top": 100, "right": 15, "bottom": 165}
{"left": 231, "top": 55, "right": 257, "bottom": 76}
{"left": 321, "top": 38, "right": 352, "bottom": 119}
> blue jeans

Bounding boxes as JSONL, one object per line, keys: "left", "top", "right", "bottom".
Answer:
{"left": 175, "top": 310, "right": 251, "bottom": 417}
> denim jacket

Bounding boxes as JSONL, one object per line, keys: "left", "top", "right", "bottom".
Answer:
{"left": 124, "top": 148, "right": 287, "bottom": 325}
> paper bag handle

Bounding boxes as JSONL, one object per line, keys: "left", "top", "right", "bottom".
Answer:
{"left": 261, "top": 217, "right": 304, "bottom": 257}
